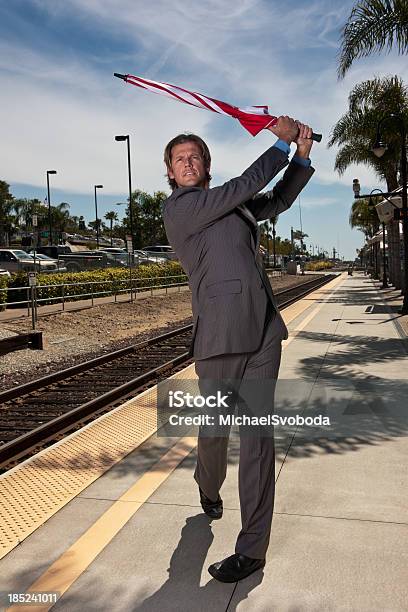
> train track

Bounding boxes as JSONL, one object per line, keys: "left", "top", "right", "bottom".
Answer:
{"left": 0, "top": 273, "right": 337, "bottom": 470}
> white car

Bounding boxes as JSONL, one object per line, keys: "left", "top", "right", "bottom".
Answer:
{"left": 98, "top": 247, "right": 128, "bottom": 254}
{"left": 28, "top": 252, "right": 68, "bottom": 273}
{"left": 141, "top": 245, "right": 178, "bottom": 261}
{"left": 0, "top": 268, "right": 11, "bottom": 278}
{"left": 0, "top": 249, "right": 58, "bottom": 273}
{"left": 134, "top": 250, "right": 167, "bottom": 265}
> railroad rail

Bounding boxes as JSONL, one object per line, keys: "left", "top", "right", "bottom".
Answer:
{"left": 0, "top": 273, "right": 337, "bottom": 470}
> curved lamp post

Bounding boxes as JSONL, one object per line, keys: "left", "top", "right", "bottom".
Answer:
{"left": 353, "top": 179, "right": 401, "bottom": 290}
{"left": 372, "top": 113, "right": 408, "bottom": 313}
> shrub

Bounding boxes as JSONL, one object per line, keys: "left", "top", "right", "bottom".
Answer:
{"left": 305, "top": 261, "right": 333, "bottom": 271}
{"left": 0, "top": 275, "right": 8, "bottom": 311}
{"left": 5, "top": 261, "right": 187, "bottom": 308}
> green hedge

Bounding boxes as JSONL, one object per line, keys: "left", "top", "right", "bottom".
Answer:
{"left": 4, "top": 261, "right": 188, "bottom": 308}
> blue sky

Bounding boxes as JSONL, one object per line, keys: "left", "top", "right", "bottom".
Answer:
{"left": 1, "top": 0, "right": 407, "bottom": 258}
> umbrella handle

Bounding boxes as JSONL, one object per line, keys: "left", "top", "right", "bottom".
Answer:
{"left": 295, "top": 120, "right": 321, "bottom": 142}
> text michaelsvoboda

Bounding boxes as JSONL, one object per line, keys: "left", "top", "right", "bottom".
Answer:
{"left": 168, "top": 414, "right": 331, "bottom": 426}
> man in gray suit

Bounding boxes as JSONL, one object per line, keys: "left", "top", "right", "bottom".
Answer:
{"left": 162, "top": 117, "right": 314, "bottom": 582}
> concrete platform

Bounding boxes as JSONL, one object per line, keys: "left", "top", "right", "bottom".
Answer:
{"left": 1, "top": 273, "right": 407, "bottom": 611}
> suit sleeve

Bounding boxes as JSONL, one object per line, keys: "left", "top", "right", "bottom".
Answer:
{"left": 246, "top": 160, "right": 315, "bottom": 221}
{"left": 165, "top": 145, "right": 289, "bottom": 236}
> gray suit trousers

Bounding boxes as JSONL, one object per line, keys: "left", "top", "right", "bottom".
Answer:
{"left": 193, "top": 303, "right": 284, "bottom": 559}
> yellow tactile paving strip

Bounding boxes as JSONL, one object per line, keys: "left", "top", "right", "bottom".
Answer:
{"left": 0, "top": 273, "right": 344, "bottom": 563}
{"left": 0, "top": 366, "right": 197, "bottom": 561}
{"left": 6, "top": 436, "right": 197, "bottom": 612}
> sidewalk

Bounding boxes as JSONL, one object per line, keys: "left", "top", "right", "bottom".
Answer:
{"left": 0, "top": 273, "right": 407, "bottom": 611}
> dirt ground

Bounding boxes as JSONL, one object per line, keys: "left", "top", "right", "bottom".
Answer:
{"left": 0, "top": 273, "right": 320, "bottom": 391}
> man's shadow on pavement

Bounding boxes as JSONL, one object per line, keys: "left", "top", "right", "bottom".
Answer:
{"left": 135, "top": 514, "right": 263, "bottom": 611}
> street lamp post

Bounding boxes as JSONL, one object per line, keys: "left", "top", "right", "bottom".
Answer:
{"left": 372, "top": 113, "right": 408, "bottom": 313}
{"left": 94, "top": 184, "right": 103, "bottom": 248}
{"left": 115, "top": 135, "right": 135, "bottom": 252}
{"left": 46, "top": 170, "right": 57, "bottom": 245}
{"left": 352, "top": 181, "right": 402, "bottom": 289}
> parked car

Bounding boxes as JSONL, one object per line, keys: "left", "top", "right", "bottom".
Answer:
{"left": 0, "top": 268, "right": 11, "bottom": 278}
{"left": 101, "top": 251, "right": 130, "bottom": 266}
{"left": 100, "top": 246, "right": 169, "bottom": 265}
{"left": 0, "top": 249, "right": 58, "bottom": 273}
{"left": 34, "top": 245, "right": 105, "bottom": 272}
{"left": 27, "top": 250, "right": 68, "bottom": 273}
{"left": 74, "top": 250, "right": 127, "bottom": 269}
{"left": 141, "top": 245, "right": 178, "bottom": 261}
{"left": 33, "top": 253, "right": 68, "bottom": 273}
{"left": 134, "top": 250, "right": 167, "bottom": 265}
{"left": 98, "top": 247, "right": 128, "bottom": 254}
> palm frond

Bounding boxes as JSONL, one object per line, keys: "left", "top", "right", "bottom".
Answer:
{"left": 338, "top": 0, "right": 408, "bottom": 79}
{"left": 330, "top": 74, "right": 407, "bottom": 190}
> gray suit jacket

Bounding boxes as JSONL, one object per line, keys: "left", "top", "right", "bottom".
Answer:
{"left": 162, "top": 145, "right": 315, "bottom": 360}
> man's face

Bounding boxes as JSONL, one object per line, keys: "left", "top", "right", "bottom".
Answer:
{"left": 168, "top": 141, "right": 209, "bottom": 189}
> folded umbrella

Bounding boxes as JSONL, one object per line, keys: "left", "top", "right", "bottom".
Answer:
{"left": 114, "top": 73, "right": 321, "bottom": 142}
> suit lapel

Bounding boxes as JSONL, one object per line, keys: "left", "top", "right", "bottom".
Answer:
{"left": 236, "top": 203, "right": 260, "bottom": 253}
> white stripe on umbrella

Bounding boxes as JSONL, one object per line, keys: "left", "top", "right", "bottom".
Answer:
{"left": 115, "top": 72, "right": 322, "bottom": 141}
{"left": 118, "top": 73, "right": 276, "bottom": 136}
{"left": 127, "top": 75, "right": 231, "bottom": 116}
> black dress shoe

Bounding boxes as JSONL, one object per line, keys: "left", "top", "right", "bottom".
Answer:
{"left": 208, "top": 553, "right": 265, "bottom": 583}
{"left": 199, "top": 487, "right": 223, "bottom": 519}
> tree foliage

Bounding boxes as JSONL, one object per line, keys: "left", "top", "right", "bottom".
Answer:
{"left": 338, "top": 0, "right": 408, "bottom": 79}
{"left": 122, "top": 189, "right": 168, "bottom": 248}
{"left": 349, "top": 196, "right": 381, "bottom": 237}
{"left": 328, "top": 75, "right": 408, "bottom": 190}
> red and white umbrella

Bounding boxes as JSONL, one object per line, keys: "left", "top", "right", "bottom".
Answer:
{"left": 114, "top": 73, "right": 321, "bottom": 142}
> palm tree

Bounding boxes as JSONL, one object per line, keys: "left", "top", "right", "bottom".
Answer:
{"left": 349, "top": 197, "right": 380, "bottom": 237}
{"left": 328, "top": 75, "right": 408, "bottom": 287}
{"left": 104, "top": 211, "right": 119, "bottom": 246}
{"left": 50, "top": 202, "right": 70, "bottom": 243}
{"left": 129, "top": 189, "right": 168, "bottom": 248}
{"left": 338, "top": 0, "right": 408, "bottom": 79}
{"left": 11, "top": 198, "right": 34, "bottom": 231}
{"left": 328, "top": 76, "right": 406, "bottom": 188}
{"left": 350, "top": 196, "right": 382, "bottom": 276}
{"left": 0, "top": 181, "right": 14, "bottom": 246}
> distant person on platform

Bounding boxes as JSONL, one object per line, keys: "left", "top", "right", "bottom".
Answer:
{"left": 162, "top": 117, "right": 314, "bottom": 583}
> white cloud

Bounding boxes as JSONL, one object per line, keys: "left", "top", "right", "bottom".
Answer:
{"left": 1, "top": 0, "right": 407, "bottom": 258}
{"left": 298, "top": 196, "right": 340, "bottom": 209}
